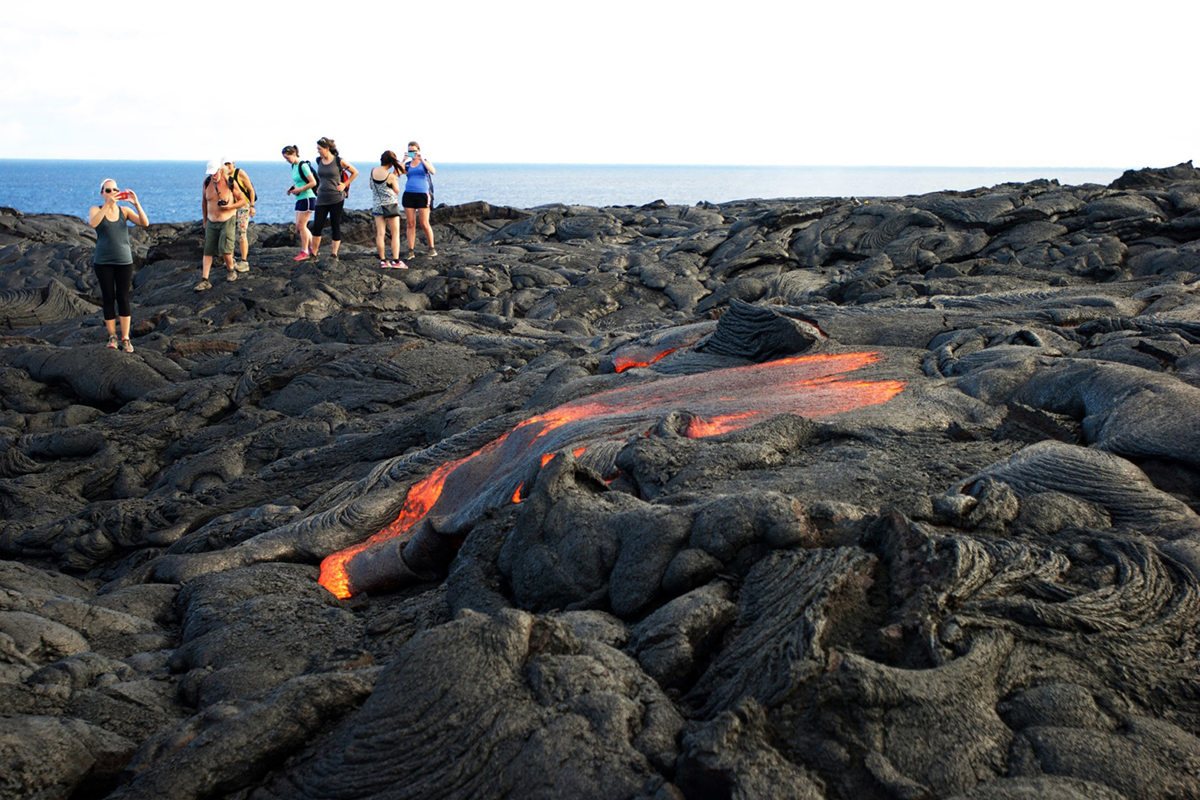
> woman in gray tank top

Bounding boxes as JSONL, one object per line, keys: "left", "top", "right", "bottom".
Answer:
{"left": 309, "top": 137, "right": 357, "bottom": 261}
{"left": 88, "top": 179, "right": 149, "bottom": 353}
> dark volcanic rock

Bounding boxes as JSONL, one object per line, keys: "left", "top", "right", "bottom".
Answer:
{"left": 3, "top": 171, "right": 1200, "bottom": 799}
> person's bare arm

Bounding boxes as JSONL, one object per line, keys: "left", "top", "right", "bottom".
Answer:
{"left": 242, "top": 174, "right": 257, "bottom": 216}
{"left": 122, "top": 190, "right": 149, "bottom": 227}
{"left": 338, "top": 161, "right": 358, "bottom": 192}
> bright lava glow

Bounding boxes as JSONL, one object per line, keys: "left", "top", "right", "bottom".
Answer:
{"left": 319, "top": 352, "right": 905, "bottom": 598}
{"left": 613, "top": 347, "right": 678, "bottom": 373}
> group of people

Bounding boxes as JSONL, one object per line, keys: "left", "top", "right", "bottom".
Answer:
{"left": 282, "top": 138, "right": 437, "bottom": 270}
{"left": 89, "top": 138, "right": 441, "bottom": 347}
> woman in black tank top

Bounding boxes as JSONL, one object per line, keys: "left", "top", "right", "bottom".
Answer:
{"left": 88, "top": 179, "right": 149, "bottom": 353}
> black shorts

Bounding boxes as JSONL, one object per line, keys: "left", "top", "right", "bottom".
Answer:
{"left": 402, "top": 191, "right": 429, "bottom": 209}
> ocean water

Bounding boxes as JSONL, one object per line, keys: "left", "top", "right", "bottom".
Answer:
{"left": 0, "top": 160, "right": 1124, "bottom": 225}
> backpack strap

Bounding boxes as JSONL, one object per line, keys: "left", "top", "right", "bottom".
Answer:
{"left": 231, "top": 168, "right": 254, "bottom": 203}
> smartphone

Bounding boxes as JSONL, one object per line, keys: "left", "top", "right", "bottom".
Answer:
{"left": 117, "top": 191, "right": 130, "bottom": 200}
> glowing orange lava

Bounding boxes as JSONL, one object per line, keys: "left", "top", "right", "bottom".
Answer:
{"left": 614, "top": 347, "right": 678, "bottom": 373}
{"left": 319, "top": 351, "right": 906, "bottom": 598}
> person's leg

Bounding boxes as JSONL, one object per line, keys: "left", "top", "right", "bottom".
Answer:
{"left": 113, "top": 263, "right": 133, "bottom": 340}
{"left": 310, "top": 204, "right": 329, "bottom": 256}
{"left": 199, "top": 223, "right": 218, "bottom": 285}
{"left": 94, "top": 263, "right": 117, "bottom": 339}
{"left": 236, "top": 208, "right": 249, "bottom": 262}
{"left": 221, "top": 219, "right": 237, "bottom": 279}
{"left": 296, "top": 210, "right": 312, "bottom": 253}
{"left": 405, "top": 208, "right": 417, "bottom": 254}
{"left": 388, "top": 216, "right": 402, "bottom": 261}
{"left": 330, "top": 202, "right": 344, "bottom": 258}
{"left": 419, "top": 207, "right": 436, "bottom": 253}
{"left": 300, "top": 213, "right": 313, "bottom": 253}
{"left": 374, "top": 215, "right": 386, "bottom": 261}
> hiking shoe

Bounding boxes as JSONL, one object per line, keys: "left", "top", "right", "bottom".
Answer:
{"left": 293, "top": 250, "right": 310, "bottom": 261}
{"left": 194, "top": 279, "right": 212, "bottom": 291}
{"left": 227, "top": 269, "right": 237, "bottom": 282}
{"left": 330, "top": 253, "right": 340, "bottom": 262}
{"left": 429, "top": 249, "right": 438, "bottom": 257}
{"left": 406, "top": 250, "right": 415, "bottom": 259}
{"left": 107, "top": 334, "right": 118, "bottom": 349}
{"left": 234, "top": 260, "right": 250, "bottom": 273}
{"left": 121, "top": 338, "right": 134, "bottom": 353}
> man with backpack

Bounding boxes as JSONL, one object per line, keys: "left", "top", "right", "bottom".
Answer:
{"left": 196, "top": 157, "right": 247, "bottom": 291}
{"left": 224, "top": 159, "right": 256, "bottom": 273}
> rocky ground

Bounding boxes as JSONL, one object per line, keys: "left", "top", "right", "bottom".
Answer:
{"left": 2, "top": 162, "right": 1200, "bottom": 799}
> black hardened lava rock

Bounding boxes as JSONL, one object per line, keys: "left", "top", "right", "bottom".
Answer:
{"left": 3, "top": 169, "right": 1200, "bottom": 799}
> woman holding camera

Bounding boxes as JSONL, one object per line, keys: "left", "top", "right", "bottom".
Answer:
{"left": 402, "top": 141, "right": 436, "bottom": 259}
{"left": 88, "top": 179, "right": 149, "bottom": 352}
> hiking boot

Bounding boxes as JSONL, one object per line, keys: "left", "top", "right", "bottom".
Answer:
{"left": 194, "top": 279, "right": 212, "bottom": 292}
{"left": 234, "top": 260, "right": 250, "bottom": 273}
{"left": 293, "top": 250, "right": 310, "bottom": 261}
{"left": 121, "top": 338, "right": 134, "bottom": 353}
{"left": 107, "top": 334, "right": 118, "bottom": 349}
{"left": 227, "top": 269, "right": 237, "bottom": 282}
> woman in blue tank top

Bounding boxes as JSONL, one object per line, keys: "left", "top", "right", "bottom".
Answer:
{"left": 88, "top": 179, "right": 149, "bottom": 353}
{"left": 401, "top": 141, "right": 437, "bottom": 259}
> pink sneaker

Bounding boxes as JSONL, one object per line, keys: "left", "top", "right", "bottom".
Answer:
{"left": 391, "top": 260, "right": 408, "bottom": 269}
{"left": 293, "top": 250, "right": 310, "bottom": 261}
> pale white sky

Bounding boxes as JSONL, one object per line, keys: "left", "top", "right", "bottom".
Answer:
{"left": 1, "top": 0, "right": 1193, "bottom": 168}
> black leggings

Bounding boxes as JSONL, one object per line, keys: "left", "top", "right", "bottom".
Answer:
{"left": 310, "top": 200, "right": 344, "bottom": 241}
{"left": 94, "top": 262, "right": 133, "bottom": 320}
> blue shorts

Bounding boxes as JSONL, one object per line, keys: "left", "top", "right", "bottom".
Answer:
{"left": 294, "top": 197, "right": 317, "bottom": 212}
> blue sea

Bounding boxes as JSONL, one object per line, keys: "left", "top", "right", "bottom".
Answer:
{"left": 0, "top": 160, "right": 1124, "bottom": 225}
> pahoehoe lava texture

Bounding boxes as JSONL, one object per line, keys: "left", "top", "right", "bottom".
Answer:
{"left": 2, "top": 165, "right": 1200, "bottom": 799}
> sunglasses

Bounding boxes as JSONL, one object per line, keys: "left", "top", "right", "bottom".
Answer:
{"left": 103, "top": 188, "right": 121, "bottom": 193}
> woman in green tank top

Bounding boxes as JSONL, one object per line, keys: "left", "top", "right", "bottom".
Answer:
{"left": 282, "top": 145, "right": 318, "bottom": 260}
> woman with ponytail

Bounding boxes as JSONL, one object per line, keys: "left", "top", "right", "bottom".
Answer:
{"left": 282, "top": 145, "right": 317, "bottom": 260}
{"left": 371, "top": 150, "right": 407, "bottom": 268}
{"left": 309, "top": 137, "right": 357, "bottom": 261}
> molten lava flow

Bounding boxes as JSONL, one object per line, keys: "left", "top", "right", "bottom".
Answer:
{"left": 613, "top": 347, "right": 678, "bottom": 373}
{"left": 318, "top": 455, "right": 463, "bottom": 600}
{"left": 685, "top": 412, "right": 762, "bottom": 438}
{"left": 319, "top": 351, "right": 906, "bottom": 598}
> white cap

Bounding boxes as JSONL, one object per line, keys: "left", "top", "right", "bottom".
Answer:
{"left": 206, "top": 158, "right": 225, "bottom": 175}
